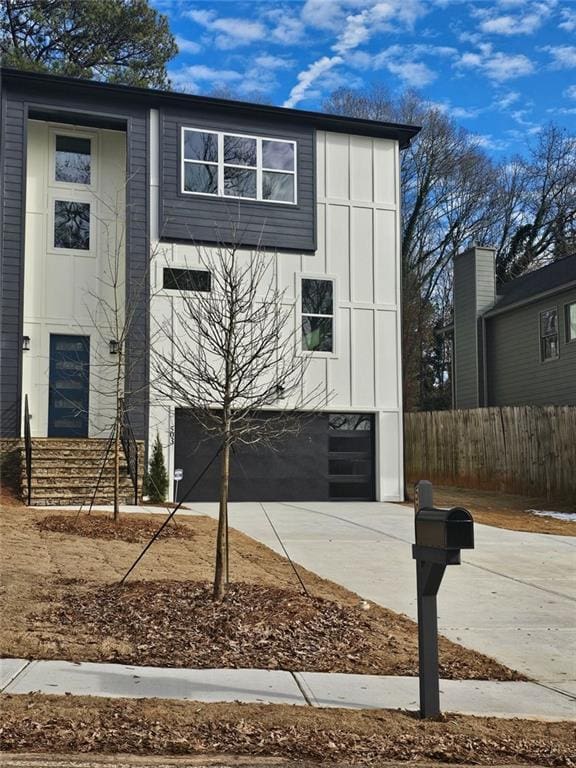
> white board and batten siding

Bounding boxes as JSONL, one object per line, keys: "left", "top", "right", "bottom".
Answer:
{"left": 148, "top": 112, "right": 403, "bottom": 501}
{"left": 22, "top": 120, "right": 127, "bottom": 437}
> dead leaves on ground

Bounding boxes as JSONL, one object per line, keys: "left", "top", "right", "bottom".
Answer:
{"left": 37, "top": 514, "right": 194, "bottom": 544}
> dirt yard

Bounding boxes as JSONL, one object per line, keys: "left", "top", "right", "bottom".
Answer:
{"left": 0, "top": 503, "right": 521, "bottom": 679}
{"left": 1, "top": 694, "right": 574, "bottom": 766}
{"left": 404, "top": 486, "right": 576, "bottom": 536}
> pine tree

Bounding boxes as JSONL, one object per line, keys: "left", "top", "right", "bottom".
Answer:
{"left": 144, "top": 432, "right": 168, "bottom": 503}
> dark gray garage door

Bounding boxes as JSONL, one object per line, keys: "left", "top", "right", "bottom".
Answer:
{"left": 174, "top": 410, "right": 375, "bottom": 502}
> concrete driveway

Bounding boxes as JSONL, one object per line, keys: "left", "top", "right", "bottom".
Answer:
{"left": 189, "top": 500, "right": 576, "bottom": 690}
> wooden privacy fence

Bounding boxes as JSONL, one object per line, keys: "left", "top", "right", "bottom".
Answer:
{"left": 404, "top": 406, "right": 576, "bottom": 502}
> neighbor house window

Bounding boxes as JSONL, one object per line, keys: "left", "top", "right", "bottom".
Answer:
{"left": 540, "top": 308, "right": 559, "bottom": 361}
{"left": 163, "top": 268, "right": 211, "bottom": 292}
{"left": 55, "top": 135, "right": 91, "bottom": 184}
{"left": 54, "top": 200, "right": 90, "bottom": 250}
{"left": 302, "top": 278, "right": 333, "bottom": 352}
{"left": 182, "top": 128, "right": 296, "bottom": 203}
{"left": 566, "top": 302, "right": 576, "bottom": 343}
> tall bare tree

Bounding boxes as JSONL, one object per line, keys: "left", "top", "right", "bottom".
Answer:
{"left": 151, "top": 239, "right": 323, "bottom": 600}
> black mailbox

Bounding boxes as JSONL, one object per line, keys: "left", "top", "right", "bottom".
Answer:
{"left": 415, "top": 506, "right": 474, "bottom": 550}
{"left": 412, "top": 481, "right": 475, "bottom": 719}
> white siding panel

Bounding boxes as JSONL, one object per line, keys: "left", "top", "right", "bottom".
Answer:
{"left": 304, "top": 356, "right": 327, "bottom": 403}
{"left": 329, "top": 306, "right": 351, "bottom": 406}
{"left": 304, "top": 203, "right": 326, "bottom": 273}
{"left": 327, "top": 204, "right": 350, "bottom": 301}
{"left": 351, "top": 206, "right": 373, "bottom": 304}
{"left": 376, "top": 411, "right": 402, "bottom": 500}
{"left": 374, "top": 208, "right": 397, "bottom": 306}
{"left": 352, "top": 309, "right": 375, "bottom": 407}
{"left": 350, "top": 136, "right": 373, "bottom": 203}
{"left": 374, "top": 139, "right": 396, "bottom": 206}
{"left": 326, "top": 133, "right": 349, "bottom": 200}
{"left": 45, "top": 254, "right": 74, "bottom": 319}
{"left": 376, "top": 310, "right": 398, "bottom": 409}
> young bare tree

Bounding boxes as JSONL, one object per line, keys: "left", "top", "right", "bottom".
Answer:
{"left": 151, "top": 238, "right": 323, "bottom": 601}
{"left": 81, "top": 184, "right": 152, "bottom": 520}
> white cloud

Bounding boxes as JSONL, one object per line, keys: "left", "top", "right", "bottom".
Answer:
{"left": 265, "top": 8, "right": 306, "bottom": 45}
{"left": 470, "top": 133, "right": 509, "bottom": 151}
{"left": 493, "top": 91, "right": 521, "bottom": 109}
{"left": 564, "top": 85, "right": 576, "bottom": 99}
{"left": 473, "top": 1, "right": 555, "bottom": 36}
{"left": 253, "top": 54, "right": 294, "bottom": 71}
{"left": 284, "top": 0, "right": 429, "bottom": 107}
{"left": 385, "top": 59, "right": 437, "bottom": 87}
{"left": 559, "top": 8, "right": 576, "bottom": 32}
{"left": 457, "top": 43, "right": 534, "bottom": 82}
{"left": 185, "top": 9, "right": 266, "bottom": 49}
{"left": 284, "top": 55, "right": 343, "bottom": 108}
{"left": 175, "top": 35, "right": 201, "bottom": 55}
{"left": 543, "top": 45, "right": 576, "bottom": 69}
{"left": 169, "top": 64, "right": 243, "bottom": 93}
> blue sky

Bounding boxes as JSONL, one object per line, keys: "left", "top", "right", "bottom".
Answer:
{"left": 155, "top": 0, "right": 576, "bottom": 156}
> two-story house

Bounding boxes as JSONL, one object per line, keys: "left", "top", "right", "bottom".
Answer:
{"left": 0, "top": 67, "right": 420, "bottom": 504}
{"left": 453, "top": 246, "right": 576, "bottom": 409}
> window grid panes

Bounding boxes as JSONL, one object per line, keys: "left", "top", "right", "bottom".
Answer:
{"left": 302, "top": 278, "right": 334, "bottom": 353}
{"left": 540, "top": 308, "right": 559, "bottom": 361}
{"left": 566, "top": 303, "right": 576, "bottom": 343}
{"left": 182, "top": 128, "right": 296, "bottom": 203}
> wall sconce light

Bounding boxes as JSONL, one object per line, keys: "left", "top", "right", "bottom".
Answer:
{"left": 109, "top": 339, "right": 119, "bottom": 355}
{"left": 275, "top": 383, "right": 285, "bottom": 399}
{"left": 22, "top": 335, "right": 30, "bottom": 351}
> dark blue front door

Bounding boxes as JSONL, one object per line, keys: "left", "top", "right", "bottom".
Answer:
{"left": 48, "top": 335, "right": 90, "bottom": 438}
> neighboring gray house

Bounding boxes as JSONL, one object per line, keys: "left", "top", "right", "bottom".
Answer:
{"left": 453, "top": 246, "right": 576, "bottom": 409}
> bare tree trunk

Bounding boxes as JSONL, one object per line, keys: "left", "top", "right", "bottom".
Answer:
{"left": 213, "top": 434, "right": 230, "bottom": 601}
{"left": 113, "top": 413, "right": 120, "bottom": 521}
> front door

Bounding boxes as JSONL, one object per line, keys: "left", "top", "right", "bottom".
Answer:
{"left": 48, "top": 334, "right": 90, "bottom": 438}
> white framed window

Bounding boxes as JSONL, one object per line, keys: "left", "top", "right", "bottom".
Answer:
{"left": 50, "top": 129, "right": 96, "bottom": 189}
{"left": 48, "top": 190, "right": 95, "bottom": 256}
{"left": 181, "top": 127, "right": 297, "bottom": 204}
{"left": 565, "top": 302, "right": 576, "bottom": 343}
{"left": 301, "top": 277, "right": 334, "bottom": 353}
{"left": 539, "top": 308, "right": 559, "bottom": 362}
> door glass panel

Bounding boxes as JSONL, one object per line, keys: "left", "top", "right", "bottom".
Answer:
{"left": 55, "top": 136, "right": 91, "bottom": 184}
{"left": 54, "top": 201, "right": 90, "bottom": 250}
{"left": 49, "top": 335, "right": 90, "bottom": 438}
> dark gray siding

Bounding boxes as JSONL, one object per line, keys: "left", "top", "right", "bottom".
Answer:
{"left": 0, "top": 78, "right": 149, "bottom": 439}
{"left": 160, "top": 108, "right": 315, "bottom": 251}
{"left": 487, "top": 287, "right": 576, "bottom": 406}
{"left": 0, "top": 91, "right": 27, "bottom": 436}
{"left": 453, "top": 254, "right": 478, "bottom": 408}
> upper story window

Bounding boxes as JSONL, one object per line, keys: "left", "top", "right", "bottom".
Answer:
{"left": 301, "top": 278, "right": 333, "bottom": 353}
{"left": 55, "top": 135, "right": 91, "bottom": 185}
{"left": 163, "top": 268, "right": 211, "bottom": 292}
{"left": 182, "top": 128, "right": 296, "bottom": 204}
{"left": 540, "top": 308, "right": 559, "bottom": 361}
{"left": 565, "top": 302, "right": 576, "bottom": 343}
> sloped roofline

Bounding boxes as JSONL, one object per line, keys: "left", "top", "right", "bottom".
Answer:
{"left": 1, "top": 67, "right": 421, "bottom": 149}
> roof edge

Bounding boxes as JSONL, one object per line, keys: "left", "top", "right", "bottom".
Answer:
{"left": 485, "top": 280, "right": 576, "bottom": 318}
{"left": 1, "top": 67, "right": 421, "bottom": 148}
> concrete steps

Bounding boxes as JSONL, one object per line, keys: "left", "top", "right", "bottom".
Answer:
{"left": 20, "top": 438, "right": 143, "bottom": 506}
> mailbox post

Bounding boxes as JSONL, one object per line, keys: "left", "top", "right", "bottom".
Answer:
{"left": 413, "top": 480, "right": 474, "bottom": 718}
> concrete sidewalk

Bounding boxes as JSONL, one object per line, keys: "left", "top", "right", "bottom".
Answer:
{"left": 2, "top": 658, "right": 575, "bottom": 720}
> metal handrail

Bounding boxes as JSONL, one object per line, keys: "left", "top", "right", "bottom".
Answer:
{"left": 23, "top": 394, "right": 32, "bottom": 505}
{"left": 120, "top": 401, "right": 139, "bottom": 505}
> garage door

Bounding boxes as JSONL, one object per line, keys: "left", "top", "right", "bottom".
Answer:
{"left": 174, "top": 410, "right": 375, "bottom": 502}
